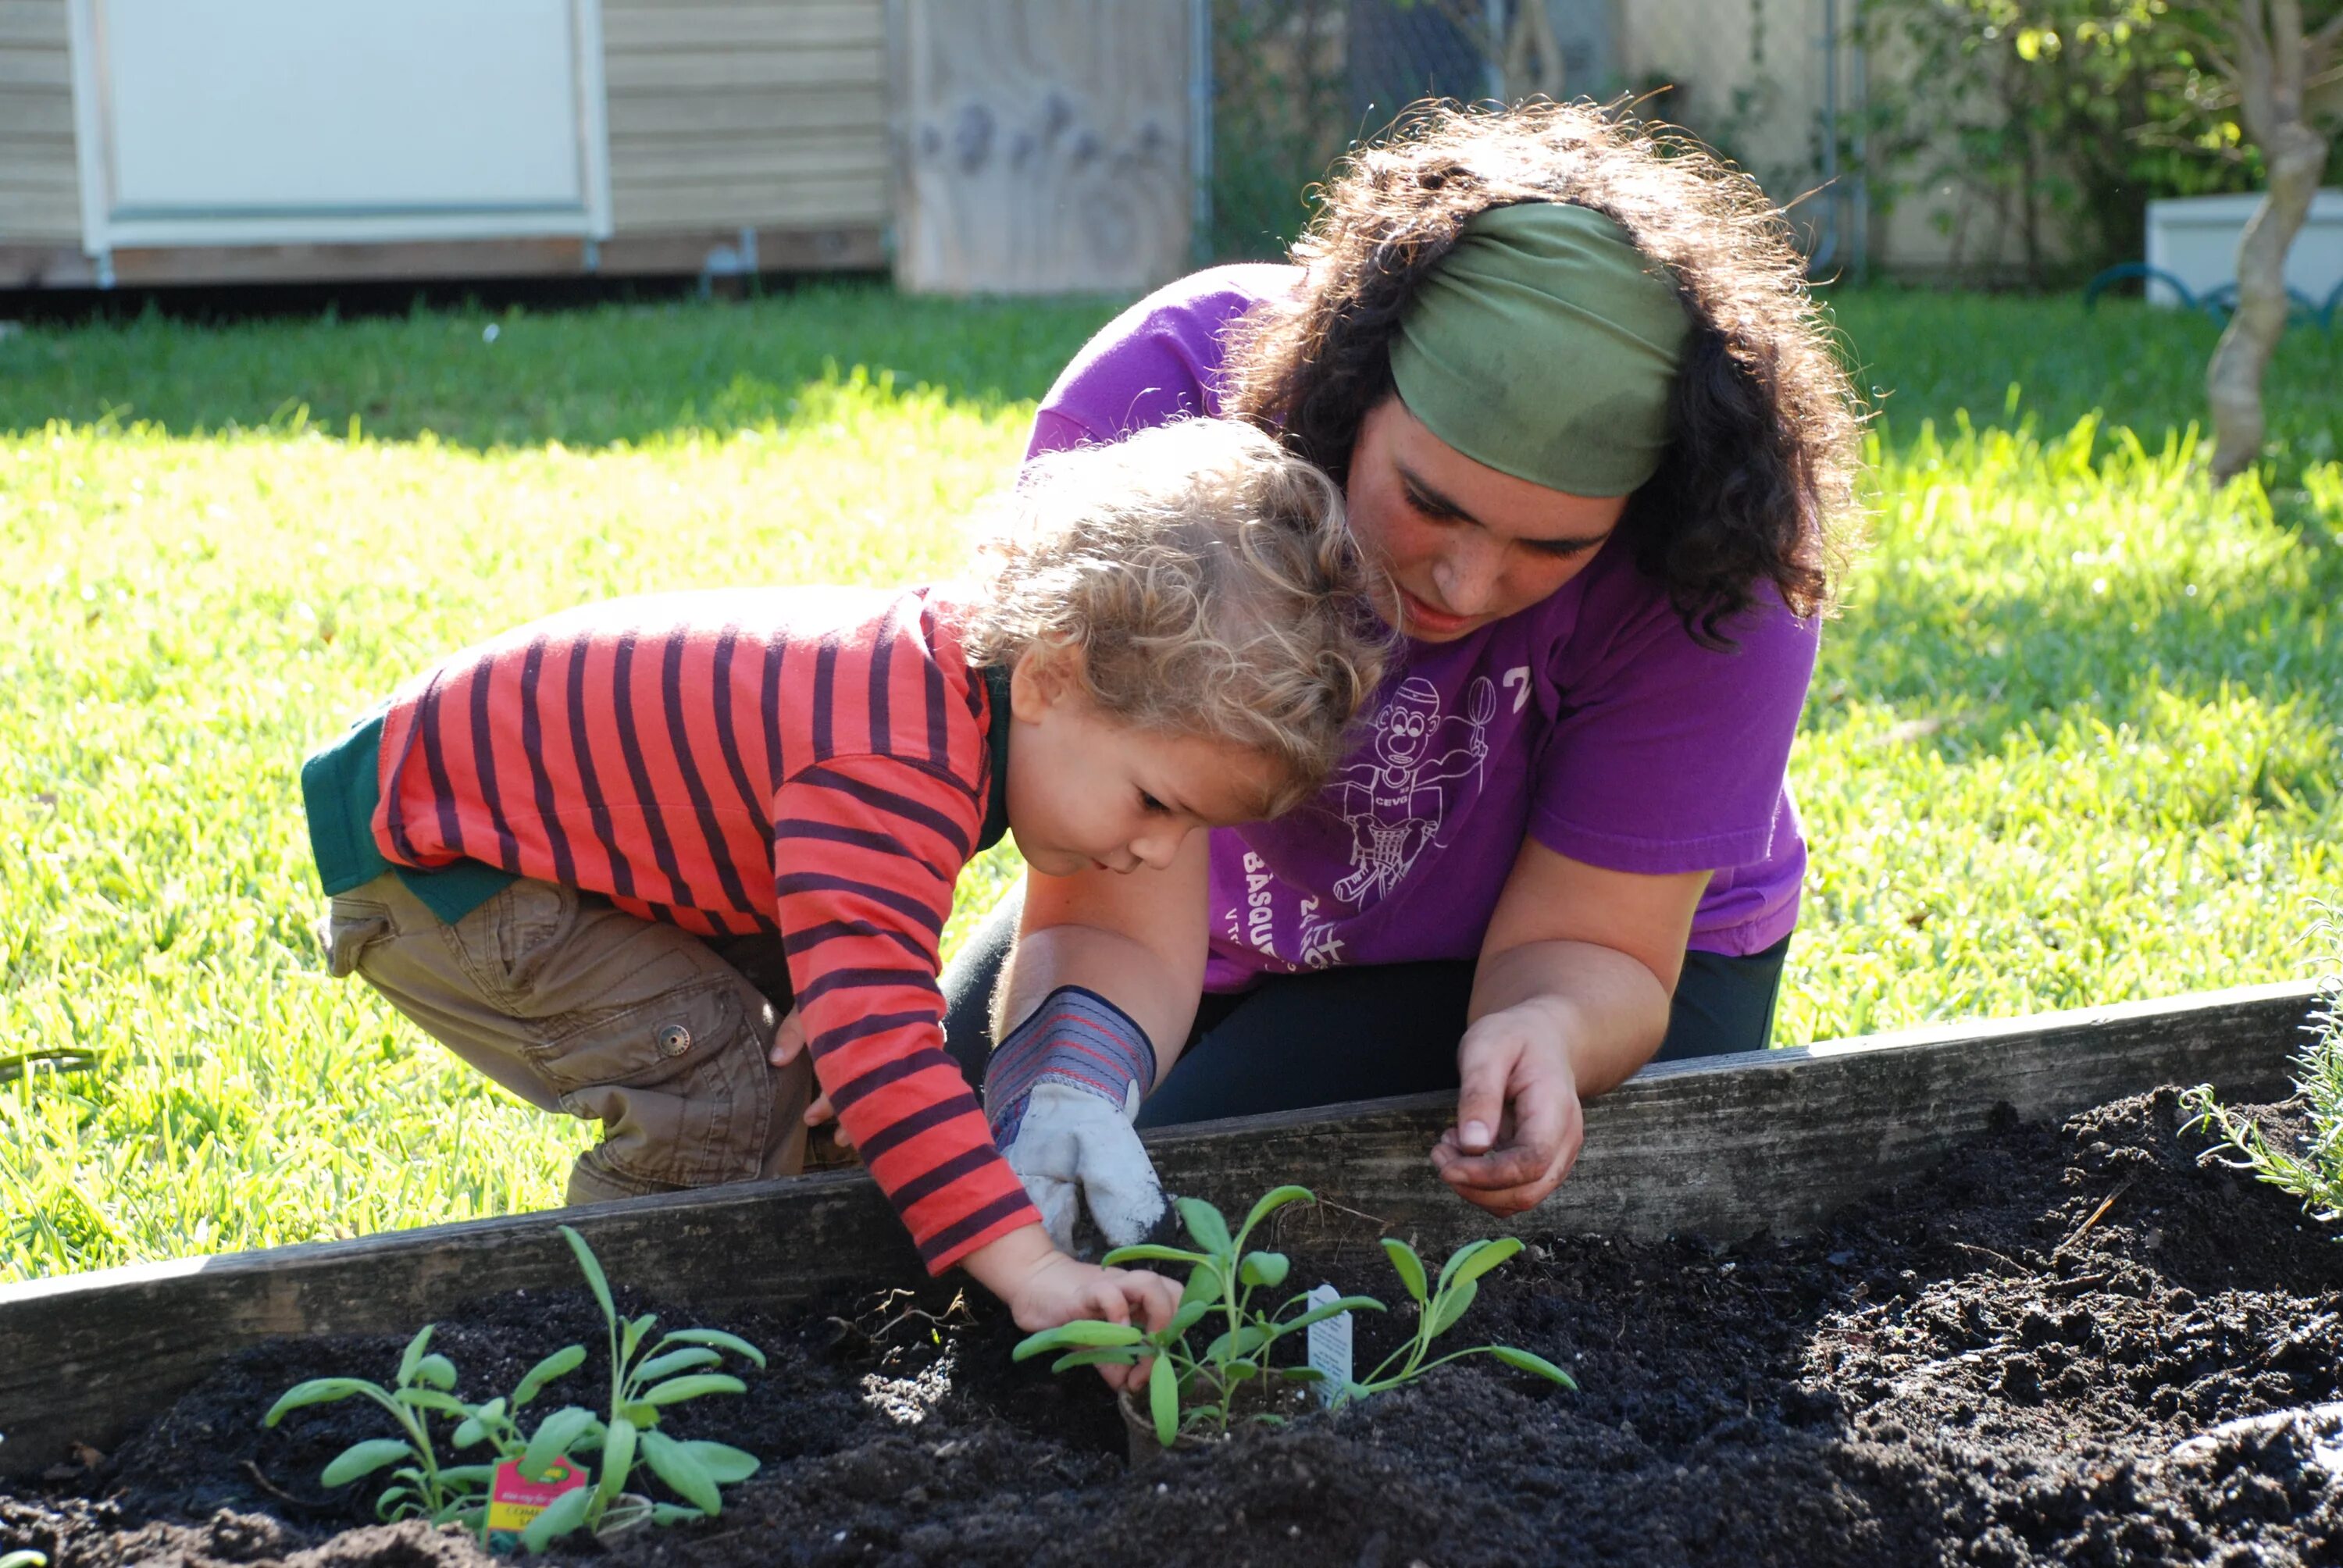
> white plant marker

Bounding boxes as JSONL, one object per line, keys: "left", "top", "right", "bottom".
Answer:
{"left": 1305, "top": 1282, "right": 1353, "bottom": 1407}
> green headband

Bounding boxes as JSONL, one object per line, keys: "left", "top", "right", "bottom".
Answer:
{"left": 1389, "top": 202, "right": 1690, "bottom": 498}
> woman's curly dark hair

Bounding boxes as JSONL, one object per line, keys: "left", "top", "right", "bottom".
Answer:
{"left": 1221, "top": 99, "right": 1864, "bottom": 644}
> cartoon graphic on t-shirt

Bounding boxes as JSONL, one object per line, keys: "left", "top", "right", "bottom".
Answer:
{"left": 1328, "top": 675, "right": 1496, "bottom": 906}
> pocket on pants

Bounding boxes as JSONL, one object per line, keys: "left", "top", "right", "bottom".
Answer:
{"left": 547, "top": 989, "right": 777, "bottom": 1188}
{"left": 321, "top": 896, "right": 395, "bottom": 979}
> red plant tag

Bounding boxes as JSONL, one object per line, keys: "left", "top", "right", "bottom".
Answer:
{"left": 487, "top": 1454, "right": 587, "bottom": 1534}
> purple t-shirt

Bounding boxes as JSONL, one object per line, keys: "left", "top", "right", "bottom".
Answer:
{"left": 1029, "top": 265, "right": 1817, "bottom": 991}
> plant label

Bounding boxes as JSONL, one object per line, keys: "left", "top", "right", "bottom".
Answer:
{"left": 487, "top": 1453, "right": 586, "bottom": 1538}
{"left": 1306, "top": 1281, "right": 1352, "bottom": 1406}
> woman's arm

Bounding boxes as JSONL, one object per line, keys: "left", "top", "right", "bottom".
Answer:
{"left": 1427, "top": 837, "right": 1710, "bottom": 1216}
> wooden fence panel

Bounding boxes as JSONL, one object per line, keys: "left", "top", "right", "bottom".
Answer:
{"left": 890, "top": 0, "right": 1194, "bottom": 294}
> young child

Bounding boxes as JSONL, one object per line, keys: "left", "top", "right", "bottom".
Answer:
{"left": 301, "top": 419, "right": 1388, "bottom": 1360}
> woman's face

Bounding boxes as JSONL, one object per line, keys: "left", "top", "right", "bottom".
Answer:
{"left": 1344, "top": 394, "right": 1630, "bottom": 643}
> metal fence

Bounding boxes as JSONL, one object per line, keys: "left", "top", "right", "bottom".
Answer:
{"left": 1203, "top": 0, "right": 1863, "bottom": 275}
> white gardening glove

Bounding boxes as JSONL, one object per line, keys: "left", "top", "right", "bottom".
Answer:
{"left": 983, "top": 986, "right": 1170, "bottom": 1255}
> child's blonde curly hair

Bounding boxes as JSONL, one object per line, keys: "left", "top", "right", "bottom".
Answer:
{"left": 962, "top": 419, "right": 1391, "bottom": 816}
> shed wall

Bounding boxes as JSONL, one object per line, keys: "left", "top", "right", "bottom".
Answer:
{"left": 0, "top": 0, "right": 80, "bottom": 242}
{"left": 602, "top": 0, "right": 887, "bottom": 234}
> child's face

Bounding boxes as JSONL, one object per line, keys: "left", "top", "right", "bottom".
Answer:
{"left": 1004, "top": 650, "right": 1284, "bottom": 878}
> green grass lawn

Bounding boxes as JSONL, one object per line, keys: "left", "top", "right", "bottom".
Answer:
{"left": 2, "top": 285, "right": 2337, "bottom": 1282}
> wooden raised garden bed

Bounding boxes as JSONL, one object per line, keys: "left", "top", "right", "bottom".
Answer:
{"left": 1, "top": 979, "right": 2332, "bottom": 1566}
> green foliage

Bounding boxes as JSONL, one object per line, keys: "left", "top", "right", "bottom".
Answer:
{"left": 1350, "top": 1236, "right": 1577, "bottom": 1400}
{"left": 1013, "top": 1185, "right": 1571, "bottom": 1445}
{"left": 1850, "top": 0, "right": 2333, "bottom": 283}
{"left": 1204, "top": 0, "right": 1353, "bottom": 260}
{"left": 262, "top": 1226, "right": 761, "bottom": 1549}
{"left": 2183, "top": 914, "right": 2343, "bottom": 1226}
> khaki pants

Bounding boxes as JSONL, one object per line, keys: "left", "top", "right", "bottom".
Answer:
{"left": 321, "top": 873, "right": 815, "bottom": 1205}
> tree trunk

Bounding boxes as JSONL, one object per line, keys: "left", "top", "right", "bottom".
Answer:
{"left": 2206, "top": 122, "right": 2327, "bottom": 483}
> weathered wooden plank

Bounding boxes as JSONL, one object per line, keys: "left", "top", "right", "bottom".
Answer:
{"left": 601, "top": 3, "right": 881, "bottom": 52}
{"left": 0, "top": 88, "right": 73, "bottom": 137}
{"left": 612, "top": 176, "right": 888, "bottom": 230}
{"left": 0, "top": 238, "right": 92, "bottom": 284}
{"left": 0, "top": 45, "right": 67, "bottom": 89}
{"left": 0, "top": 184, "right": 77, "bottom": 242}
{"left": 891, "top": 0, "right": 1195, "bottom": 295}
{"left": 606, "top": 91, "right": 886, "bottom": 139}
{"left": 0, "top": 0, "right": 66, "bottom": 51}
{"left": 604, "top": 48, "right": 880, "bottom": 92}
{"left": 596, "top": 223, "right": 883, "bottom": 273}
{"left": 0, "top": 981, "right": 2316, "bottom": 1477}
{"left": 612, "top": 140, "right": 889, "bottom": 183}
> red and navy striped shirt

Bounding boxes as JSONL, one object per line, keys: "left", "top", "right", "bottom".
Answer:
{"left": 370, "top": 585, "right": 1038, "bottom": 1273}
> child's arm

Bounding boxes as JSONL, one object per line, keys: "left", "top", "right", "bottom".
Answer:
{"left": 961, "top": 1223, "right": 1184, "bottom": 1392}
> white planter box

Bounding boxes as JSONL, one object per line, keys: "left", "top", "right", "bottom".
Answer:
{"left": 2143, "top": 190, "right": 2343, "bottom": 308}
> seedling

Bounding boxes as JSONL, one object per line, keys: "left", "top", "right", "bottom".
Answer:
{"left": 262, "top": 1323, "right": 481, "bottom": 1525}
{"left": 2184, "top": 925, "right": 2342, "bottom": 1230}
{"left": 263, "top": 1224, "right": 764, "bottom": 1552}
{"left": 1013, "top": 1184, "right": 1574, "bottom": 1448}
{"left": 2, "top": 1550, "right": 48, "bottom": 1568}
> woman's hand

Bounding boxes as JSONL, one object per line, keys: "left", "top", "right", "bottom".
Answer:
{"left": 1429, "top": 1000, "right": 1585, "bottom": 1214}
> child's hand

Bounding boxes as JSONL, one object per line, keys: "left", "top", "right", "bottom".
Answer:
{"left": 962, "top": 1224, "right": 1182, "bottom": 1392}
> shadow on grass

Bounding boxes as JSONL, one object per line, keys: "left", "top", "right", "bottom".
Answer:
{"left": 0, "top": 282, "right": 1130, "bottom": 451}
{"left": 1813, "top": 545, "right": 2343, "bottom": 816}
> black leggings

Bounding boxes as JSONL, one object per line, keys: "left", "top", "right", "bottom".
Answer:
{"left": 939, "top": 883, "right": 1789, "bottom": 1128}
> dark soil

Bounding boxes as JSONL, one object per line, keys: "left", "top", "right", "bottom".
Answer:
{"left": 8, "top": 1087, "right": 2342, "bottom": 1567}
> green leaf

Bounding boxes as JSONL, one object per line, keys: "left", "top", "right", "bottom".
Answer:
{"left": 1011, "top": 1320, "right": 1147, "bottom": 1360}
{"left": 1100, "top": 1243, "right": 1212, "bottom": 1269}
{"left": 1282, "top": 1295, "right": 1385, "bottom": 1335}
{"left": 1168, "top": 1299, "right": 1214, "bottom": 1338}
{"left": 395, "top": 1324, "right": 436, "bottom": 1388}
{"left": 521, "top": 1406, "right": 597, "bottom": 1478}
{"left": 262, "top": 1377, "right": 373, "bottom": 1425}
{"left": 1237, "top": 1184, "right": 1315, "bottom": 1242}
{"left": 1201, "top": 1324, "right": 1271, "bottom": 1363}
{"left": 651, "top": 1502, "right": 705, "bottom": 1527}
{"left": 639, "top": 1429, "right": 721, "bottom": 1515}
{"left": 1426, "top": 1278, "right": 1480, "bottom": 1339}
{"left": 373, "top": 1485, "right": 415, "bottom": 1521}
{"left": 1382, "top": 1237, "right": 1428, "bottom": 1304}
{"left": 437, "top": 1464, "right": 496, "bottom": 1489}
{"left": 620, "top": 1400, "right": 662, "bottom": 1427}
{"left": 412, "top": 1353, "right": 458, "bottom": 1392}
{"left": 1438, "top": 1236, "right": 1523, "bottom": 1292}
{"left": 391, "top": 1385, "right": 465, "bottom": 1414}
{"left": 632, "top": 1347, "right": 722, "bottom": 1382}
{"left": 596, "top": 1415, "right": 638, "bottom": 1513}
{"left": 512, "top": 1345, "right": 587, "bottom": 1406}
{"left": 1175, "top": 1196, "right": 1233, "bottom": 1258}
{"left": 452, "top": 1397, "right": 505, "bottom": 1448}
{"left": 1178, "top": 1262, "right": 1223, "bottom": 1310}
{"left": 676, "top": 1440, "right": 759, "bottom": 1485}
{"left": 655, "top": 1328, "right": 767, "bottom": 1370}
{"left": 1278, "top": 1365, "right": 1328, "bottom": 1382}
{"left": 1147, "top": 1352, "right": 1178, "bottom": 1448}
{"left": 1050, "top": 1346, "right": 1143, "bottom": 1373}
{"left": 559, "top": 1225, "right": 615, "bottom": 1327}
{"left": 320, "top": 1438, "right": 416, "bottom": 1488}
{"left": 1239, "top": 1250, "right": 1289, "bottom": 1288}
{"left": 1489, "top": 1345, "right": 1579, "bottom": 1390}
{"left": 640, "top": 1374, "right": 745, "bottom": 1406}
{"left": 622, "top": 1313, "right": 658, "bottom": 1365}
{"left": 519, "top": 1484, "right": 592, "bottom": 1553}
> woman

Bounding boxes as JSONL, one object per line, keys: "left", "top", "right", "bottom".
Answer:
{"left": 803, "top": 101, "right": 1862, "bottom": 1253}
